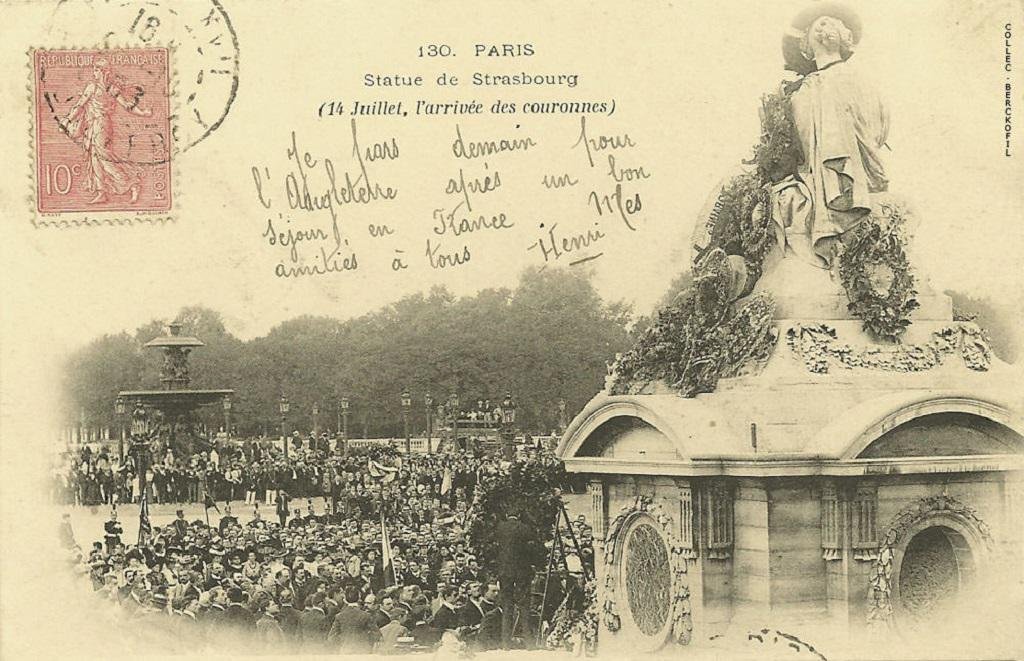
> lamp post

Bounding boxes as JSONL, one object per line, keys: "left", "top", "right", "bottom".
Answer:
{"left": 115, "top": 397, "right": 126, "bottom": 461}
{"left": 279, "top": 395, "right": 290, "bottom": 459}
{"left": 401, "top": 389, "right": 412, "bottom": 454}
{"left": 425, "top": 393, "right": 434, "bottom": 454}
{"left": 128, "top": 401, "right": 152, "bottom": 509}
{"left": 335, "top": 399, "right": 342, "bottom": 442}
{"left": 222, "top": 396, "right": 232, "bottom": 440}
{"left": 449, "top": 392, "right": 460, "bottom": 452}
{"left": 500, "top": 390, "right": 517, "bottom": 460}
{"left": 312, "top": 401, "right": 321, "bottom": 449}
{"left": 340, "top": 397, "right": 350, "bottom": 456}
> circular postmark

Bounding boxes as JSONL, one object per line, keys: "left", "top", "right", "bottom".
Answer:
{"left": 48, "top": 0, "right": 240, "bottom": 153}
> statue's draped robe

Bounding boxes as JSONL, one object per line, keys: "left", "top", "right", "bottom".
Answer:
{"left": 774, "top": 60, "right": 890, "bottom": 267}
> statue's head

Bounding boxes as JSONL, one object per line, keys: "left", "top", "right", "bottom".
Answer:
{"left": 783, "top": 1, "right": 862, "bottom": 75}
{"left": 800, "top": 15, "right": 855, "bottom": 61}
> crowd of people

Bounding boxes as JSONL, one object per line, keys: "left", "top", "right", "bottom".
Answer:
{"left": 58, "top": 437, "right": 596, "bottom": 654}
{"left": 50, "top": 434, "right": 513, "bottom": 511}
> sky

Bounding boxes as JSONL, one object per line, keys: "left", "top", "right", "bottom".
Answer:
{"left": 2, "top": 0, "right": 1020, "bottom": 352}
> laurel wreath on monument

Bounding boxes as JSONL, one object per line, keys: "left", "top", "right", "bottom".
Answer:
{"left": 837, "top": 201, "right": 920, "bottom": 342}
{"left": 610, "top": 250, "right": 777, "bottom": 397}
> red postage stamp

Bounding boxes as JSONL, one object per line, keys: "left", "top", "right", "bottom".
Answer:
{"left": 32, "top": 48, "right": 172, "bottom": 221}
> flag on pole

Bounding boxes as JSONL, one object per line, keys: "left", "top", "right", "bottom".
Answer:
{"left": 380, "top": 511, "right": 397, "bottom": 587}
{"left": 440, "top": 467, "right": 452, "bottom": 496}
{"left": 138, "top": 493, "right": 152, "bottom": 545}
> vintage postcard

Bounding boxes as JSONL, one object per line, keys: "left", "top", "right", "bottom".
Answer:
{"left": 0, "top": 1, "right": 1022, "bottom": 660}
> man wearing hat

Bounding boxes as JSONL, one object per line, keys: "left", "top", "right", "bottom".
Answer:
{"left": 494, "top": 513, "right": 542, "bottom": 648}
{"left": 218, "top": 504, "right": 238, "bottom": 534}
{"left": 275, "top": 490, "right": 291, "bottom": 528}
{"left": 166, "top": 509, "right": 186, "bottom": 539}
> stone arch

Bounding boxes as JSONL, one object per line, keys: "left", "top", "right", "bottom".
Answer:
{"left": 840, "top": 395, "right": 1024, "bottom": 460}
{"left": 601, "top": 496, "right": 692, "bottom": 652}
{"left": 558, "top": 398, "right": 688, "bottom": 461}
{"left": 867, "top": 495, "right": 993, "bottom": 627}
{"left": 857, "top": 411, "right": 1024, "bottom": 458}
{"left": 575, "top": 415, "right": 676, "bottom": 459}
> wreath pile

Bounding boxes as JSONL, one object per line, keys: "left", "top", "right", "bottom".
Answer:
{"left": 610, "top": 250, "right": 776, "bottom": 396}
{"left": 696, "top": 87, "right": 799, "bottom": 292}
{"left": 610, "top": 87, "right": 797, "bottom": 397}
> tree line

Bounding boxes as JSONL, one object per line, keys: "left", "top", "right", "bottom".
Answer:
{"left": 62, "top": 267, "right": 634, "bottom": 440}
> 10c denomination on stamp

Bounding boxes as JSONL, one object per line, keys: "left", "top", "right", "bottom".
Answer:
{"left": 33, "top": 47, "right": 173, "bottom": 224}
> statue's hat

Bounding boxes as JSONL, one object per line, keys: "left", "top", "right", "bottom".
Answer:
{"left": 782, "top": 1, "right": 863, "bottom": 75}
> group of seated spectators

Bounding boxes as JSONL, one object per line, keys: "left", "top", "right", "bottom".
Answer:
{"left": 60, "top": 443, "right": 595, "bottom": 654}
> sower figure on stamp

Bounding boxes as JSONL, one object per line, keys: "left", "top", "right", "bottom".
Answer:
{"left": 59, "top": 58, "right": 153, "bottom": 205}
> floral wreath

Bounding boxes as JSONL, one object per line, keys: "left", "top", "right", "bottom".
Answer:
{"left": 837, "top": 202, "right": 919, "bottom": 342}
{"left": 544, "top": 581, "right": 599, "bottom": 653}
{"left": 866, "top": 495, "right": 993, "bottom": 626}
{"left": 602, "top": 495, "right": 693, "bottom": 646}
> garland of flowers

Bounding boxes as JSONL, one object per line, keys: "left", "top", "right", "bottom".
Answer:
{"left": 601, "top": 496, "right": 693, "bottom": 646}
{"left": 786, "top": 323, "right": 993, "bottom": 374}
{"left": 867, "top": 495, "right": 993, "bottom": 626}
{"left": 837, "top": 202, "right": 919, "bottom": 342}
